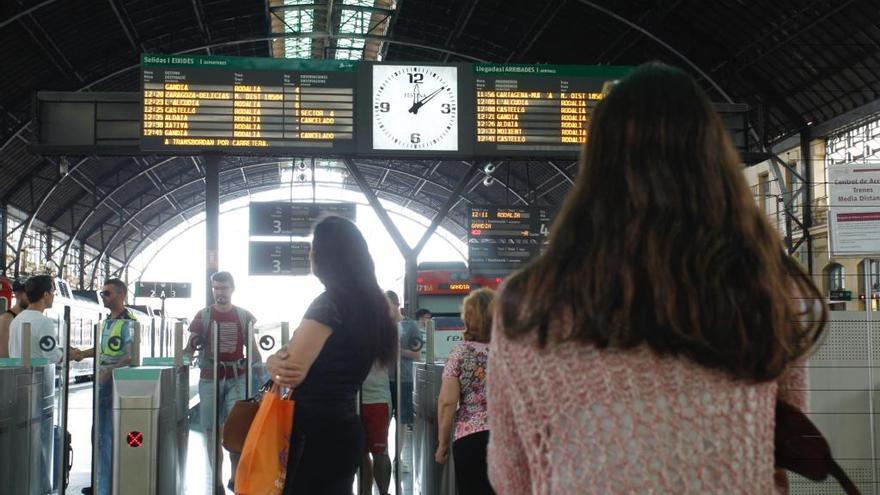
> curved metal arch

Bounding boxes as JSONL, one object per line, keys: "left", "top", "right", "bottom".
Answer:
{"left": 122, "top": 185, "right": 469, "bottom": 280}
{"left": 355, "top": 160, "right": 526, "bottom": 205}
{"left": 12, "top": 156, "right": 89, "bottom": 277}
{"left": 78, "top": 157, "right": 478, "bottom": 250}
{"left": 56, "top": 156, "right": 180, "bottom": 271}
{"left": 573, "top": 0, "right": 736, "bottom": 105}
{"left": 90, "top": 161, "right": 471, "bottom": 287}
{"left": 47, "top": 156, "right": 159, "bottom": 225}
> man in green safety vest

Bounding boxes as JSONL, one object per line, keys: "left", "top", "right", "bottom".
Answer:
{"left": 78, "top": 278, "right": 136, "bottom": 495}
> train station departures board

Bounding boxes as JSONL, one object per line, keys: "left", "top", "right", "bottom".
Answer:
{"left": 141, "top": 55, "right": 357, "bottom": 153}
{"left": 140, "top": 54, "right": 631, "bottom": 159}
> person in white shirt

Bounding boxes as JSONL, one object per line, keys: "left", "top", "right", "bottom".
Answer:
{"left": 9, "top": 275, "right": 64, "bottom": 363}
{"left": 7, "top": 274, "right": 69, "bottom": 493}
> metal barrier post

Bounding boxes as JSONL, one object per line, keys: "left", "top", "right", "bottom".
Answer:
{"left": 281, "top": 321, "right": 290, "bottom": 347}
{"left": 131, "top": 321, "right": 141, "bottom": 367}
{"left": 174, "top": 322, "right": 184, "bottom": 368}
{"left": 90, "top": 323, "right": 100, "bottom": 495}
{"left": 212, "top": 320, "right": 221, "bottom": 492}
{"left": 245, "top": 321, "right": 254, "bottom": 398}
{"left": 60, "top": 306, "right": 72, "bottom": 493}
{"left": 865, "top": 260, "right": 878, "bottom": 495}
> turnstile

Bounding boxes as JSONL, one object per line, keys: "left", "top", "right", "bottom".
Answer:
{"left": 141, "top": 357, "right": 190, "bottom": 491}
{"left": 0, "top": 359, "right": 55, "bottom": 495}
{"left": 413, "top": 362, "right": 456, "bottom": 495}
{"left": 112, "top": 366, "right": 178, "bottom": 495}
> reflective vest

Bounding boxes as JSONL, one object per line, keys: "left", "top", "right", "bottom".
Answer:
{"left": 101, "top": 310, "right": 135, "bottom": 358}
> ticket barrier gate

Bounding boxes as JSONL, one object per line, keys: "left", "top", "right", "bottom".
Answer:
{"left": 413, "top": 362, "right": 457, "bottom": 495}
{"left": 111, "top": 366, "right": 178, "bottom": 495}
{"left": 142, "top": 357, "right": 190, "bottom": 491}
{"left": 0, "top": 359, "right": 55, "bottom": 495}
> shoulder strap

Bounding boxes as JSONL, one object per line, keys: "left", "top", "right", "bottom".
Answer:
{"left": 201, "top": 307, "right": 212, "bottom": 332}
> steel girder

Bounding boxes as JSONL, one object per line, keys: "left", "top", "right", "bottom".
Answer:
{"left": 53, "top": 157, "right": 178, "bottom": 271}
{"left": 10, "top": 156, "right": 89, "bottom": 277}
{"left": 113, "top": 167, "right": 469, "bottom": 277}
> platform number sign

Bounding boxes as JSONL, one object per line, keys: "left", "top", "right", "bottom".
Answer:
{"left": 134, "top": 281, "right": 191, "bottom": 299}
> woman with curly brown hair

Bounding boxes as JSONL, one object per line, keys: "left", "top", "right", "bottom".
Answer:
{"left": 487, "top": 64, "right": 827, "bottom": 494}
{"left": 436, "top": 288, "right": 497, "bottom": 495}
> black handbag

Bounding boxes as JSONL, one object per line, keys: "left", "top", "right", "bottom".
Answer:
{"left": 775, "top": 400, "right": 860, "bottom": 494}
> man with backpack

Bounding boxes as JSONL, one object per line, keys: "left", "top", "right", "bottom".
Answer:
{"left": 184, "top": 271, "right": 259, "bottom": 493}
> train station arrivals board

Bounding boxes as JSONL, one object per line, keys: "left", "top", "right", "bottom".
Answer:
{"left": 467, "top": 206, "right": 551, "bottom": 277}
{"left": 140, "top": 55, "right": 630, "bottom": 159}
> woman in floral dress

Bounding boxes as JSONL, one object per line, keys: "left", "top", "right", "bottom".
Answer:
{"left": 435, "top": 288, "right": 496, "bottom": 495}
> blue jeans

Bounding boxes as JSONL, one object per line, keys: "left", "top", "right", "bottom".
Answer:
{"left": 96, "top": 378, "right": 113, "bottom": 495}
{"left": 198, "top": 375, "right": 245, "bottom": 479}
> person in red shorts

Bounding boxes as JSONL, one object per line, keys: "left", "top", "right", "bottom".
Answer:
{"left": 358, "top": 297, "right": 397, "bottom": 495}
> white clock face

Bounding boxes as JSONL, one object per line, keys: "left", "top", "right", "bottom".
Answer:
{"left": 372, "top": 65, "right": 459, "bottom": 151}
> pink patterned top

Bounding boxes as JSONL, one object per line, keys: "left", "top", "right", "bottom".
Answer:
{"left": 444, "top": 341, "right": 490, "bottom": 441}
{"left": 487, "top": 319, "right": 806, "bottom": 494}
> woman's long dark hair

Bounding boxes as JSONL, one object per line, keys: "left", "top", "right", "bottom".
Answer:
{"left": 500, "top": 63, "right": 826, "bottom": 382}
{"left": 312, "top": 216, "right": 397, "bottom": 366}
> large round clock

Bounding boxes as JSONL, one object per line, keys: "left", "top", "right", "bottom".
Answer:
{"left": 372, "top": 64, "right": 459, "bottom": 151}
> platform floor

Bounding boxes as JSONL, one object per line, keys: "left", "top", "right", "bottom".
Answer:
{"left": 63, "top": 379, "right": 414, "bottom": 495}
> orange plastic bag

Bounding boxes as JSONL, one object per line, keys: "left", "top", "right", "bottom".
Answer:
{"left": 235, "top": 386, "right": 295, "bottom": 495}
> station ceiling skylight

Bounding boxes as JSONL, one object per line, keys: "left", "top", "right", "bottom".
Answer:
{"left": 270, "top": 0, "right": 395, "bottom": 61}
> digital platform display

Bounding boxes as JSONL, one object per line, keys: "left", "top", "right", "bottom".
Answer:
{"left": 468, "top": 206, "right": 551, "bottom": 276}
{"left": 249, "top": 202, "right": 357, "bottom": 236}
{"left": 141, "top": 55, "right": 357, "bottom": 154}
{"left": 248, "top": 241, "right": 311, "bottom": 276}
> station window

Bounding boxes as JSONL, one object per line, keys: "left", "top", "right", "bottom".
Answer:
{"left": 825, "top": 263, "right": 844, "bottom": 293}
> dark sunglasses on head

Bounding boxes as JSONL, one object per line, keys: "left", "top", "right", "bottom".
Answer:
{"left": 100, "top": 290, "right": 113, "bottom": 297}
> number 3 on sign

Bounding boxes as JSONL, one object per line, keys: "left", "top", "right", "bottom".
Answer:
{"left": 272, "top": 260, "right": 282, "bottom": 273}
{"left": 272, "top": 220, "right": 282, "bottom": 234}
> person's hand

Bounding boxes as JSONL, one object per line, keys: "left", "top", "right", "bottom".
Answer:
{"left": 266, "top": 350, "right": 304, "bottom": 387}
{"left": 69, "top": 348, "right": 82, "bottom": 362}
{"left": 435, "top": 443, "right": 449, "bottom": 464}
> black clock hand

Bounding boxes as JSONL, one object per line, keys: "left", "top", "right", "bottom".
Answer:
{"left": 412, "top": 83, "right": 421, "bottom": 107}
{"left": 408, "top": 86, "right": 446, "bottom": 114}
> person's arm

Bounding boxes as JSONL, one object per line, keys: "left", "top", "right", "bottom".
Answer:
{"left": 41, "top": 319, "right": 64, "bottom": 364}
{"left": 435, "top": 376, "right": 460, "bottom": 464}
{"left": 182, "top": 312, "right": 203, "bottom": 358}
{"left": 265, "top": 318, "right": 331, "bottom": 388}
{"left": 247, "top": 314, "right": 262, "bottom": 363}
{"left": 487, "top": 323, "right": 530, "bottom": 493}
{"left": 777, "top": 359, "right": 808, "bottom": 411}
